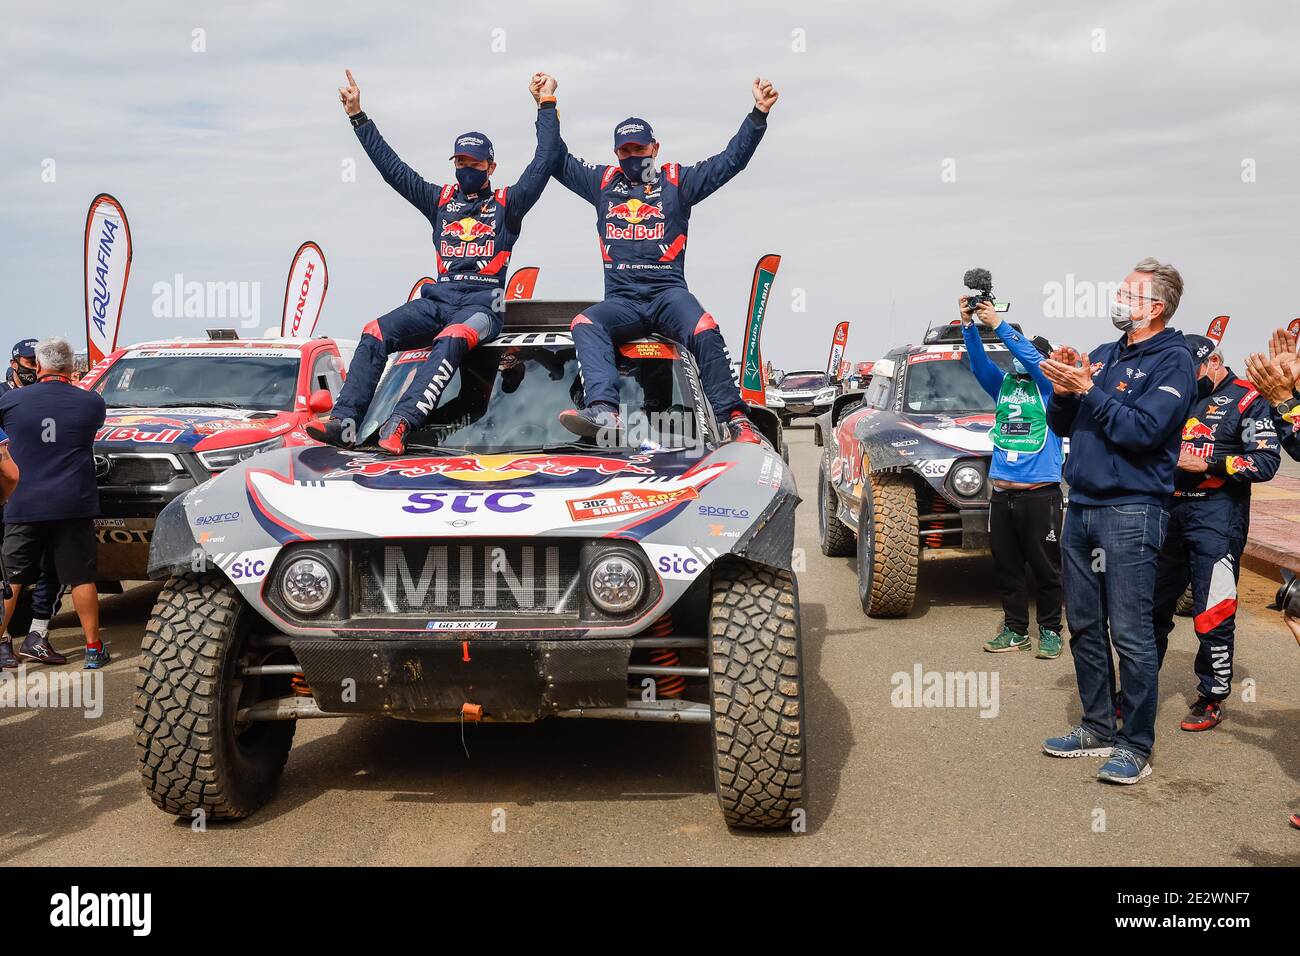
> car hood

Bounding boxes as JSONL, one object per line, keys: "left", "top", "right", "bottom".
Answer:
{"left": 231, "top": 444, "right": 764, "bottom": 541}
{"left": 96, "top": 406, "right": 301, "bottom": 453}
{"left": 890, "top": 412, "right": 996, "bottom": 454}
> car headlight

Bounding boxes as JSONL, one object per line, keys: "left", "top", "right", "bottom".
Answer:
{"left": 197, "top": 437, "right": 285, "bottom": 472}
{"left": 587, "top": 552, "right": 645, "bottom": 614}
{"left": 279, "top": 556, "right": 335, "bottom": 615}
{"left": 765, "top": 391, "right": 785, "bottom": 407}
{"left": 815, "top": 387, "right": 837, "bottom": 403}
{"left": 952, "top": 464, "right": 984, "bottom": 497}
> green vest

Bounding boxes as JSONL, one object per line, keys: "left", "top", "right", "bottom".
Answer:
{"left": 992, "top": 374, "right": 1048, "bottom": 454}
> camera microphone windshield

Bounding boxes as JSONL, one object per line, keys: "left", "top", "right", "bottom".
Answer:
{"left": 963, "top": 268, "right": 993, "bottom": 295}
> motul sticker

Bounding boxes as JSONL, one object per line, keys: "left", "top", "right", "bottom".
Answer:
{"left": 908, "top": 351, "right": 962, "bottom": 364}
{"left": 566, "top": 486, "right": 697, "bottom": 521}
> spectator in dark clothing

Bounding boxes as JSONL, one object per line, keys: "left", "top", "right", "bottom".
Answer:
{"left": 0, "top": 337, "right": 62, "bottom": 650}
{"left": 0, "top": 337, "right": 109, "bottom": 670}
{"left": 1037, "top": 257, "right": 1196, "bottom": 786}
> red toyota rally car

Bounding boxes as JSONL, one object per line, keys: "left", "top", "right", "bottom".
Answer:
{"left": 80, "top": 332, "right": 355, "bottom": 583}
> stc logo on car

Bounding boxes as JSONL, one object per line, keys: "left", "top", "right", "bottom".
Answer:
{"left": 605, "top": 199, "right": 665, "bottom": 241}
{"left": 402, "top": 491, "right": 534, "bottom": 515}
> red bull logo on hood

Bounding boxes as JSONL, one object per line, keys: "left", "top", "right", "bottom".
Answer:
{"left": 605, "top": 199, "right": 665, "bottom": 241}
{"left": 329, "top": 453, "right": 656, "bottom": 482}
{"left": 97, "top": 414, "right": 195, "bottom": 444}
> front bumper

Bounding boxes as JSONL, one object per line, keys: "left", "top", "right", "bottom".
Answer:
{"left": 95, "top": 451, "right": 205, "bottom": 579}
{"left": 290, "top": 637, "right": 634, "bottom": 721}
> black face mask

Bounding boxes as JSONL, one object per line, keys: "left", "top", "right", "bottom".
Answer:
{"left": 13, "top": 365, "right": 37, "bottom": 386}
{"left": 455, "top": 165, "right": 489, "bottom": 194}
{"left": 1196, "top": 374, "right": 1215, "bottom": 399}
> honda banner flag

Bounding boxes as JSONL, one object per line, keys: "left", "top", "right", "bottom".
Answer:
{"left": 280, "top": 241, "right": 329, "bottom": 337}
{"left": 83, "top": 193, "right": 133, "bottom": 365}
{"left": 825, "top": 321, "right": 850, "bottom": 380}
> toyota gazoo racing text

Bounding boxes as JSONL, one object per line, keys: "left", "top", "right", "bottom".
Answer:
{"left": 816, "top": 321, "right": 1046, "bottom": 617}
{"left": 135, "top": 301, "right": 804, "bottom": 830}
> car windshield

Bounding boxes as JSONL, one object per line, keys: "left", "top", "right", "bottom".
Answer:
{"left": 902, "top": 351, "right": 1015, "bottom": 414}
{"left": 359, "top": 340, "right": 707, "bottom": 453}
{"left": 94, "top": 353, "right": 301, "bottom": 411}
{"left": 779, "top": 373, "right": 825, "bottom": 390}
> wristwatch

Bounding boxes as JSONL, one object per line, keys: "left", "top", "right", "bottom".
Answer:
{"left": 349, "top": 111, "right": 369, "bottom": 129}
{"left": 1276, "top": 391, "right": 1300, "bottom": 422}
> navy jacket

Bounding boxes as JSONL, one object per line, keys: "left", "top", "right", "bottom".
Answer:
{"left": 354, "top": 103, "right": 559, "bottom": 291}
{"left": 553, "top": 109, "right": 767, "bottom": 296}
{"left": 0, "top": 378, "right": 106, "bottom": 522}
{"left": 1174, "top": 371, "right": 1280, "bottom": 499}
{"left": 1047, "top": 328, "right": 1196, "bottom": 506}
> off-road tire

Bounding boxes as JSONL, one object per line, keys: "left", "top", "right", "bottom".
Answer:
{"left": 818, "top": 462, "right": 855, "bottom": 557}
{"left": 858, "top": 472, "right": 919, "bottom": 617}
{"left": 708, "top": 563, "right": 805, "bottom": 829}
{"left": 134, "top": 572, "right": 295, "bottom": 820}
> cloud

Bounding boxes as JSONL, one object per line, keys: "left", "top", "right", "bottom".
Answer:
{"left": 1, "top": 0, "right": 1297, "bottom": 369}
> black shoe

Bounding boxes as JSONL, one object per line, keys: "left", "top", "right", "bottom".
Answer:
{"left": 304, "top": 418, "right": 355, "bottom": 449}
{"left": 0, "top": 640, "right": 18, "bottom": 670}
{"left": 19, "top": 632, "right": 67, "bottom": 666}
{"left": 377, "top": 416, "right": 410, "bottom": 455}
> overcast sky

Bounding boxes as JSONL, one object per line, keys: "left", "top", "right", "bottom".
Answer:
{"left": 3, "top": 1, "right": 1298, "bottom": 371}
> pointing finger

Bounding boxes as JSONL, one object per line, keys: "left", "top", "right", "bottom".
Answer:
{"left": 345, "top": 69, "right": 356, "bottom": 88}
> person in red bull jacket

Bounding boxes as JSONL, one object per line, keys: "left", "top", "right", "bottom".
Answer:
{"left": 308, "top": 70, "right": 561, "bottom": 455}
{"left": 550, "top": 78, "right": 779, "bottom": 443}
{"left": 1152, "top": 334, "right": 1280, "bottom": 732}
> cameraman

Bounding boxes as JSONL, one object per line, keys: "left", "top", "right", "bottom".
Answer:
{"left": 960, "top": 297, "right": 1065, "bottom": 659}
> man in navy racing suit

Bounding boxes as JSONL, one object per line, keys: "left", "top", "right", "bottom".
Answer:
{"left": 1152, "top": 334, "right": 1280, "bottom": 731}
{"left": 550, "top": 77, "right": 779, "bottom": 444}
{"left": 307, "top": 70, "right": 561, "bottom": 455}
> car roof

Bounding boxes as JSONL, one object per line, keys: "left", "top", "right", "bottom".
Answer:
{"left": 118, "top": 336, "right": 354, "bottom": 353}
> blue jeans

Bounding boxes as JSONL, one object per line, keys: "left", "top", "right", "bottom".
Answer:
{"left": 1061, "top": 502, "right": 1168, "bottom": 759}
{"left": 571, "top": 287, "right": 744, "bottom": 419}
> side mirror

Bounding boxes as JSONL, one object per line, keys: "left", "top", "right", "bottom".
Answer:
{"left": 307, "top": 389, "right": 333, "bottom": 414}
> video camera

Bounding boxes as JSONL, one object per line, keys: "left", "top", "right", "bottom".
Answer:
{"left": 1270, "top": 570, "right": 1300, "bottom": 620}
{"left": 963, "top": 267, "right": 1010, "bottom": 315}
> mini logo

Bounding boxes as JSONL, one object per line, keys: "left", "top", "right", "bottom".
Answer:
{"left": 1045, "top": 528, "right": 1057, "bottom": 543}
